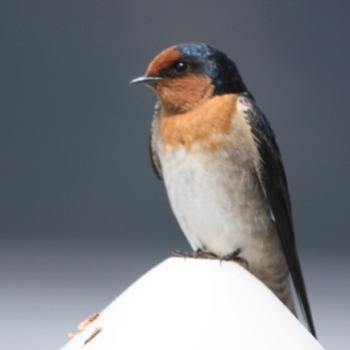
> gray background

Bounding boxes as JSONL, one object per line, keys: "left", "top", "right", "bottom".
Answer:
{"left": 1, "top": 1, "right": 349, "bottom": 349}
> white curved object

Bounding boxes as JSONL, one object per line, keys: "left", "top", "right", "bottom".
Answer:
{"left": 61, "top": 257, "right": 323, "bottom": 350}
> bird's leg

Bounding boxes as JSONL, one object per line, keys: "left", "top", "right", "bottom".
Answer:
{"left": 220, "top": 248, "right": 249, "bottom": 269}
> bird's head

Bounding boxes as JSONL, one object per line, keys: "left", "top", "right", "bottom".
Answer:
{"left": 131, "top": 42, "right": 247, "bottom": 115}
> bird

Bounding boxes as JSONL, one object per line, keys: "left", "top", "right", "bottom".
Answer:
{"left": 131, "top": 42, "right": 316, "bottom": 337}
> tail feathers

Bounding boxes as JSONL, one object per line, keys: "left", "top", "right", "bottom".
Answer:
{"left": 290, "top": 251, "right": 317, "bottom": 337}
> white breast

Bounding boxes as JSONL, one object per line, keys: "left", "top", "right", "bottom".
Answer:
{"left": 160, "top": 143, "right": 272, "bottom": 258}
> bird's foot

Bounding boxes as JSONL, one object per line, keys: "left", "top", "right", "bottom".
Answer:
{"left": 171, "top": 249, "right": 219, "bottom": 260}
{"left": 171, "top": 249, "right": 193, "bottom": 258}
{"left": 220, "top": 249, "right": 249, "bottom": 269}
{"left": 193, "top": 249, "right": 219, "bottom": 260}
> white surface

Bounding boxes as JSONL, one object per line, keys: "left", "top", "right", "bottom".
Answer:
{"left": 60, "top": 257, "right": 324, "bottom": 350}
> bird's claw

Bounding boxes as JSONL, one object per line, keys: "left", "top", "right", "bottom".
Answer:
{"left": 193, "top": 250, "right": 219, "bottom": 259}
{"left": 171, "top": 249, "right": 218, "bottom": 259}
{"left": 220, "top": 249, "right": 249, "bottom": 269}
{"left": 171, "top": 249, "right": 193, "bottom": 258}
{"left": 171, "top": 249, "right": 248, "bottom": 269}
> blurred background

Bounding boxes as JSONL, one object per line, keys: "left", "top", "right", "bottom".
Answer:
{"left": 1, "top": 1, "right": 349, "bottom": 349}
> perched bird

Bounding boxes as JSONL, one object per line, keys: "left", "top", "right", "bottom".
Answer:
{"left": 131, "top": 42, "right": 316, "bottom": 336}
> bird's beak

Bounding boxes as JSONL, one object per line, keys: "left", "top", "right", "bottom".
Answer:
{"left": 129, "top": 76, "right": 163, "bottom": 85}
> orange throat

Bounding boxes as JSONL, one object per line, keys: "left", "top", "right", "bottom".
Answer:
{"left": 154, "top": 75, "right": 214, "bottom": 114}
{"left": 159, "top": 94, "right": 238, "bottom": 151}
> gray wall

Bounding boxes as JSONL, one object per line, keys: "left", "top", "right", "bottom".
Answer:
{"left": 1, "top": 1, "right": 349, "bottom": 349}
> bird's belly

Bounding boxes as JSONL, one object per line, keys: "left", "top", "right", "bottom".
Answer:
{"left": 162, "top": 149, "right": 274, "bottom": 258}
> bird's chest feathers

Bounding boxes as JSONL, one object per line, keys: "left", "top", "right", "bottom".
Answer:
{"left": 155, "top": 94, "right": 271, "bottom": 257}
{"left": 157, "top": 94, "right": 260, "bottom": 169}
{"left": 159, "top": 94, "right": 238, "bottom": 151}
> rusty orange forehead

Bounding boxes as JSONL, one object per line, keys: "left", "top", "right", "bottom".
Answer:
{"left": 146, "top": 46, "right": 182, "bottom": 77}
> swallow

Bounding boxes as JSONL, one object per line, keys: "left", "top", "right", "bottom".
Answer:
{"left": 131, "top": 42, "right": 316, "bottom": 337}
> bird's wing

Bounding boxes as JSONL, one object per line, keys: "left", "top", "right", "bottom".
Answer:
{"left": 149, "top": 103, "right": 163, "bottom": 180}
{"left": 245, "top": 99, "right": 316, "bottom": 337}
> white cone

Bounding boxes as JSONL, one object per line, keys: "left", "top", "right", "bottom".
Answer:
{"left": 61, "top": 257, "right": 323, "bottom": 350}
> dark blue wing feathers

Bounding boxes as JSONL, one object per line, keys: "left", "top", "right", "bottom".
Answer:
{"left": 246, "top": 101, "right": 316, "bottom": 337}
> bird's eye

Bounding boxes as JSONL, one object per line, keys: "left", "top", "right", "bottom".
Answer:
{"left": 173, "top": 61, "right": 188, "bottom": 73}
